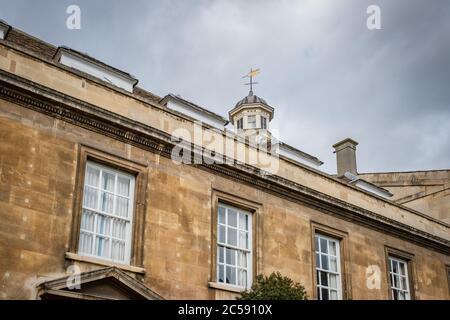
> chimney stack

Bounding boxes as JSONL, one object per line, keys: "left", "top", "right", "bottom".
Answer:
{"left": 333, "top": 138, "right": 358, "bottom": 177}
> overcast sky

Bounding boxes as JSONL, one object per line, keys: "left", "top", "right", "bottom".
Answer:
{"left": 1, "top": 0, "right": 449, "bottom": 173}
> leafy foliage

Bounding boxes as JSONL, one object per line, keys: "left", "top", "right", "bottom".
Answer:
{"left": 237, "top": 272, "right": 308, "bottom": 300}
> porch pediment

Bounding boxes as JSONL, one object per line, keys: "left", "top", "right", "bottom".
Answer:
{"left": 37, "top": 267, "right": 163, "bottom": 300}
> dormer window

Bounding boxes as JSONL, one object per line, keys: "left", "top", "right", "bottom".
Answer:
{"left": 236, "top": 118, "right": 244, "bottom": 130}
{"left": 261, "top": 116, "right": 267, "bottom": 129}
{"left": 247, "top": 115, "right": 256, "bottom": 129}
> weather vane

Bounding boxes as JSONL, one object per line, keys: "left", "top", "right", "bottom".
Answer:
{"left": 242, "top": 68, "right": 260, "bottom": 94}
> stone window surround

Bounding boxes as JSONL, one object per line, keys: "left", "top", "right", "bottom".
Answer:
{"left": 209, "top": 189, "right": 263, "bottom": 293}
{"left": 310, "top": 222, "right": 352, "bottom": 300}
{"left": 384, "top": 246, "right": 416, "bottom": 300}
{"left": 68, "top": 144, "right": 148, "bottom": 273}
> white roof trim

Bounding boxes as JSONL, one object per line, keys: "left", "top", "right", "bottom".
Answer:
{"left": 273, "top": 142, "right": 323, "bottom": 169}
{"left": 344, "top": 172, "right": 393, "bottom": 199}
{"left": 57, "top": 49, "right": 137, "bottom": 92}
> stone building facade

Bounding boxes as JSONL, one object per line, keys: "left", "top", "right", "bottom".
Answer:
{"left": 0, "top": 22, "right": 449, "bottom": 300}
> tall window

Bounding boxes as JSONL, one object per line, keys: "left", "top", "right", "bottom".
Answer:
{"left": 388, "top": 256, "right": 411, "bottom": 300}
{"left": 78, "top": 161, "right": 135, "bottom": 264}
{"left": 315, "top": 234, "right": 342, "bottom": 300}
{"left": 217, "top": 203, "right": 252, "bottom": 289}
{"left": 247, "top": 115, "right": 256, "bottom": 129}
{"left": 237, "top": 118, "right": 243, "bottom": 130}
{"left": 261, "top": 116, "right": 267, "bottom": 129}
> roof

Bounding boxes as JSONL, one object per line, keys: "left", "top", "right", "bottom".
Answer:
{"left": 0, "top": 22, "right": 160, "bottom": 104}
{"left": 160, "top": 94, "right": 229, "bottom": 125}
{"left": 274, "top": 141, "right": 324, "bottom": 167}
{"left": 229, "top": 91, "right": 275, "bottom": 121}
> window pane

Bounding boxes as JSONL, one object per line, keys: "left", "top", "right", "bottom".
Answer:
{"left": 393, "top": 275, "right": 399, "bottom": 288}
{"left": 237, "top": 251, "right": 247, "bottom": 268}
{"left": 112, "top": 218, "right": 127, "bottom": 240}
{"left": 83, "top": 186, "right": 98, "bottom": 209}
{"left": 330, "top": 256, "right": 337, "bottom": 272}
{"left": 320, "top": 238, "right": 328, "bottom": 253}
{"left": 96, "top": 215, "right": 111, "bottom": 236}
{"left": 228, "top": 209, "right": 237, "bottom": 227}
{"left": 116, "top": 196, "right": 129, "bottom": 218}
{"left": 117, "top": 176, "right": 130, "bottom": 197}
{"left": 239, "top": 213, "right": 248, "bottom": 231}
{"left": 392, "top": 260, "right": 398, "bottom": 274}
{"left": 228, "top": 228, "right": 237, "bottom": 246}
{"left": 111, "top": 240, "right": 125, "bottom": 261}
{"left": 218, "top": 206, "right": 226, "bottom": 224}
{"left": 329, "top": 241, "right": 337, "bottom": 256}
{"left": 95, "top": 236, "right": 110, "bottom": 258}
{"left": 320, "top": 271, "right": 328, "bottom": 286}
{"left": 79, "top": 232, "right": 93, "bottom": 255}
{"left": 218, "top": 225, "right": 226, "bottom": 244}
{"left": 218, "top": 264, "right": 224, "bottom": 283}
{"left": 226, "top": 266, "right": 236, "bottom": 285}
{"left": 321, "top": 288, "right": 329, "bottom": 300}
{"left": 226, "top": 248, "right": 236, "bottom": 265}
{"left": 401, "top": 277, "right": 407, "bottom": 290}
{"left": 321, "top": 254, "right": 329, "bottom": 270}
{"left": 218, "top": 246, "right": 224, "bottom": 263}
{"left": 239, "top": 231, "right": 248, "bottom": 249}
{"left": 81, "top": 209, "right": 95, "bottom": 232}
{"left": 329, "top": 274, "right": 338, "bottom": 289}
{"left": 314, "top": 236, "right": 319, "bottom": 251}
{"left": 330, "top": 290, "right": 338, "bottom": 300}
{"left": 239, "top": 269, "right": 247, "bottom": 288}
{"left": 316, "top": 253, "right": 321, "bottom": 269}
{"left": 85, "top": 166, "right": 100, "bottom": 187}
{"left": 316, "top": 270, "right": 321, "bottom": 285}
{"left": 100, "top": 191, "right": 114, "bottom": 213}
{"left": 102, "top": 172, "right": 115, "bottom": 191}
{"left": 399, "top": 262, "right": 406, "bottom": 276}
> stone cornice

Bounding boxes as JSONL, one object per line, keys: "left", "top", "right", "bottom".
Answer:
{"left": 0, "top": 70, "right": 449, "bottom": 255}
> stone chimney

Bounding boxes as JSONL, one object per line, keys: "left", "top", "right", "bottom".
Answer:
{"left": 333, "top": 138, "right": 359, "bottom": 177}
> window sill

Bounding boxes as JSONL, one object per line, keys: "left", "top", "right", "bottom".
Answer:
{"left": 208, "top": 282, "right": 246, "bottom": 293}
{"left": 65, "top": 252, "right": 146, "bottom": 274}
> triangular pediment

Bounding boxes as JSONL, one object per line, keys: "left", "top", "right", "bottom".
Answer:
{"left": 38, "top": 267, "right": 163, "bottom": 300}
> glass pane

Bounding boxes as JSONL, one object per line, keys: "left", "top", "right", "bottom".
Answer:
{"left": 392, "top": 289, "right": 398, "bottom": 300}
{"left": 102, "top": 172, "right": 115, "bottom": 192}
{"left": 239, "top": 231, "right": 248, "bottom": 249}
{"left": 239, "top": 269, "right": 247, "bottom": 288}
{"left": 116, "top": 197, "right": 129, "bottom": 218}
{"left": 330, "top": 290, "right": 338, "bottom": 300}
{"left": 226, "top": 248, "right": 236, "bottom": 265}
{"left": 237, "top": 251, "right": 247, "bottom": 268}
{"left": 95, "top": 236, "right": 110, "bottom": 258}
{"left": 320, "top": 271, "right": 328, "bottom": 286}
{"left": 330, "top": 256, "right": 337, "bottom": 272}
{"left": 239, "top": 213, "right": 248, "bottom": 231}
{"left": 83, "top": 186, "right": 98, "bottom": 209}
{"left": 330, "top": 274, "right": 338, "bottom": 289}
{"left": 393, "top": 275, "right": 399, "bottom": 288}
{"left": 226, "top": 266, "right": 236, "bottom": 285}
{"left": 79, "top": 231, "right": 93, "bottom": 255}
{"left": 316, "top": 270, "right": 321, "bottom": 285}
{"left": 321, "top": 254, "right": 329, "bottom": 270}
{"left": 85, "top": 166, "right": 100, "bottom": 187}
{"left": 112, "top": 219, "right": 127, "bottom": 240}
{"left": 401, "top": 277, "right": 407, "bottom": 290}
{"left": 111, "top": 240, "right": 125, "bottom": 262}
{"left": 329, "top": 241, "right": 337, "bottom": 256}
{"left": 117, "top": 176, "right": 130, "bottom": 197}
{"left": 399, "top": 262, "right": 406, "bottom": 276}
{"left": 218, "top": 225, "right": 226, "bottom": 244}
{"left": 81, "top": 210, "right": 95, "bottom": 232}
{"left": 316, "top": 253, "right": 321, "bottom": 269}
{"left": 228, "top": 209, "right": 237, "bottom": 227}
{"left": 218, "top": 264, "right": 224, "bottom": 283}
{"left": 317, "top": 287, "right": 321, "bottom": 300}
{"left": 321, "top": 288, "right": 329, "bottom": 300}
{"left": 100, "top": 192, "right": 114, "bottom": 213}
{"left": 398, "top": 291, "right": 405, "bottom": 300}
{"left": 320, "top": 238, "right": 328, "bottom": 254}
{"left": 218, "top": 206, "right": 226, "bottom": 224}
{"left": 314, "top": 236, "right": 319, "bottom": 251}
{"left": 96, "top": 215, "right": 111, "bottom": 236}
{"left": 228, "top": 228, "right": 237, "bottom": 246}
{"left": 392, "top": 260, "right": 398, "bottom": 274}
{"left": 218, "top": 246, "right": 224, "bottom": 263}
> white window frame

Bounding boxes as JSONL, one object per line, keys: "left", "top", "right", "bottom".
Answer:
{"left": 216, "top": 203, "right": 253, "bottom": 290}
{"left": 388, "top": 256, "right": 411, "bottom": 300}
{"left": 247, "top": 115, "right": 256, "bottom": 129}
{"left": 78, "top": 161, "right": 135, "bottom": 265}
{"left": 315, "top": 234, "right": 342, "bottom": 300}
